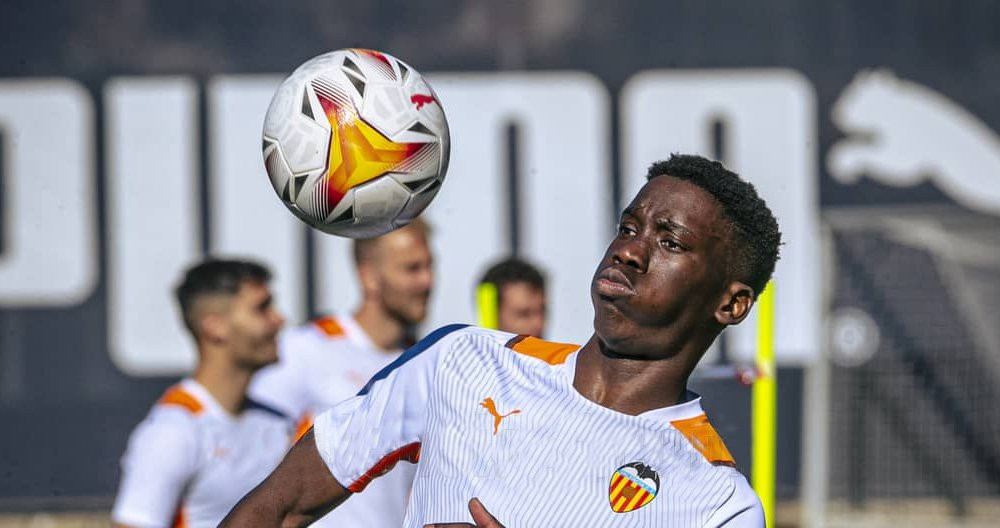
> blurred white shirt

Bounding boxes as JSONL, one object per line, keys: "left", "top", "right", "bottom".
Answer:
{"left": 112, "top": 379, "right": 292, "bottom": 528}
{"left": 250, "top": 313, "right": 416, "bottom": 528}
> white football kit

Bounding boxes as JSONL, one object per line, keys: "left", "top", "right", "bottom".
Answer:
{"left": 250, "top": 314, "right": 416, "bottom": 528}
{"left": 112, "top": 379, "right": 292, "bottom": 528}
{"left": 313, "top": 325, "right": 764, "bottom": 527}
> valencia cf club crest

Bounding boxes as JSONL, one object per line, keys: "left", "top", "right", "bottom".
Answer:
{"left": 608, "top": 462, "right": 660, "bottom": 513}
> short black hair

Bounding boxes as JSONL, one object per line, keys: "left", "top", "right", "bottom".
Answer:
{"left": 175, "top": 258, "right": 272, "bottom": 335}
{"left": 479, "top": 257, "right": 546, "bottom": 305}
{"left": 646, "top": 154, "right": 781, "bottom": 296}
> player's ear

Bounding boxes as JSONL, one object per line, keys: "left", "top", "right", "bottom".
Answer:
{"left": 199, "top": 311, "right": 229, "bottom": 343}
{"left": 357, "top": 261, "right": 380, "bottom": 295}
{"left": 714, "top": 281, "right": 754, "bottom": 326}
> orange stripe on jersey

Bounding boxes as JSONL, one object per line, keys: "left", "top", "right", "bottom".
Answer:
{"left": 158, "top": 386, "right": 204, "bottom": 414}
{"left": 171, "top": 507, "right": 187, "bottom": 528}
{"left": 292, "top": 413, "right": 314, "bottom": 443}
{"left": 670, "top": 414, "right": 736, "bottom": 467}
{"left": 505, "top": 335, "right": 578, "bottom": 365}
{"left": 313, "top": 316, "right": 345, "bottom": 338}
{"left": 347, "top": 442, "right": 421, "bottom": 493}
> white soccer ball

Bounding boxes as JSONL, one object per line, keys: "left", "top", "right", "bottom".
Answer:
{"left": 262, "top": 48, "right": 450, "bottom": 238}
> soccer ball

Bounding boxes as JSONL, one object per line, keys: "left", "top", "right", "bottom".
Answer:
{"left": 262, "top": 48, "right": 450, "bottom": 238}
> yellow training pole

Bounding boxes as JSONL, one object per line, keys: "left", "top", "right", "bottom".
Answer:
{"left": 476, "top": 282, "right": 499, "bottom": 330}
{"left": 753, "top": 281, "right": 777, "bottom": 527}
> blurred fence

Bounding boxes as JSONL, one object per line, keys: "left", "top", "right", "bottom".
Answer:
{"left": 809, "top": 206, "right": 1000, "bottom": 526}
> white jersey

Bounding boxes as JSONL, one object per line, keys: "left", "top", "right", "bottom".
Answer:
{"left": 250, "top": 314, "right": 416, "bottom": 528}
{"left": 112, "top": 379, "right": 292, "bottom": 528}
{"left": 314, "top": 325, "right": 764, "bottom": 528}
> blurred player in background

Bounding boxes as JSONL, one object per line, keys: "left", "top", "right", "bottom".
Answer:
{"left": 222, "top": 154, "right": 777, "bottom": 527}
{"left": 112, "top": 259, "right": 290, "bottom": 528}
{"left": 477, "top": 257, "right": 547, "bottom": 338}
{"left": 249, "top": 218, "right": 434, "bottom": 528}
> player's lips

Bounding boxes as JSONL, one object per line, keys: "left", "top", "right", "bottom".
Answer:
{"left": 595, "top": 267, "right": 635, "bottom": 298}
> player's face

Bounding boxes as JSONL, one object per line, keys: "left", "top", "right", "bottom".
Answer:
{"left": 373, "top": 228, "right": 434, "bottom": 326}
{"left": 226, "top": 280, "right": 285, "bottom": 369}
{"left": 591, "top": 175, "right": 733, "bottom": 358}
{"left": 498, "top": 282, "right": 546, "bottom": 337}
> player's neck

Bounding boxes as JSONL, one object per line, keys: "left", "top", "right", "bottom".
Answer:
{"left": 353, "top": 303, "right": 409, "bottom": 351}
{"left": 192, "top": 350, "right": 254, "bottom": 415}
{"left": 572, "top": 336, "right": 691, "bottom": 416}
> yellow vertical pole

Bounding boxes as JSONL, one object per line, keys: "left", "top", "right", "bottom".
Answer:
{"left": 476, "top": 282, "right": 499, "bottom": 330}
{"left": 753, "top": 281, "right": 777, "bottom": 527}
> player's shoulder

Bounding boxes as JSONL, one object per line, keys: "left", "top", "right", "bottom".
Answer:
{"left": 129, "top": 383, "right": 204, "bottom": 450}
{"left": 425, "top": 325, "right": 580, "bottom": 363}
{"left": 274, "top": 315, "right": 354, "bottom": 367}
{"left": 375, "top": 324, "right": 491, "bottom": 369}
{"left": 704, "top": 469, "right": 764, "bottom": 527}
{"left": 378, "top": 325, "right": 581, "bottom": 377}
{"left": 150, "top": 382, "right": 207, "bottom": 422}
{"left": 501, "top": 334, "right": 580, "bottom": 366}
{"left": 669, "top": 408, "right": 739, "bottom": 469}
{"left": 283, "top": 315, "right": 350, "bottom": 345}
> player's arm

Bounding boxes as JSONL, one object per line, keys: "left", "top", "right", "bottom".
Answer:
{"left": 703, "top": 474, "right": 765, "bottom": 528}
{"left": 227, "top": 325, "right": 468, "bottom": 526}
{"left": 220, "top": 430, "right": 349, "bottom": 527}
{"left": 111, "top": 412, "right": 197, "bottom": 528}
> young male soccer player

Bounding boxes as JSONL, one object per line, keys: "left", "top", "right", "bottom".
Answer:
{"left": 112, "top": 259, "right": 290, "bottom": 528}
{"left": 222, "top": 154, "right": 779, "bottom": 527}
{"left": 249, "top": 218, "right": 434, "bottom": 528}
{"left": 478, "top": 257, "right": 547, "bottom": 337}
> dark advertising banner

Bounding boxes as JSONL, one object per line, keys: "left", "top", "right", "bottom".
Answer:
{"left": 2, "top": 0, "right": 998, "bottom": 510}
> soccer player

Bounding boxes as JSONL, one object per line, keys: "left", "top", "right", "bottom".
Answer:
{"left": 249, "top": 218, "right": 434, "bottom": 528}
{"left": 477, "top": 257, "right": 547, "bottom": 337}
{"left": 112, "top": 259, "right": 290, "bottom": 528}
{"left": 222, "top": 154, "right": 778, "bottom": 527}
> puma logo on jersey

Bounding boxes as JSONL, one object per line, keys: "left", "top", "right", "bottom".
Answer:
{"left": 480, "top": 397, "right": 520, "bottom": 435}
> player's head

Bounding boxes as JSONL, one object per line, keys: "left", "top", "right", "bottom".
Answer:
{"left": 591, "top": 154, "right": 781, "bottom": 363}
{"left": 352, "top": 218, "right": 434, "bottom": 326}
{"left": 175, "top": 259, "right": 285, "bottom": 369}
{"left": 478, "top": 257, "right": 547, "bottom": 337}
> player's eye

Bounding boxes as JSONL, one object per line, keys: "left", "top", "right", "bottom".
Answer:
{"left": 617, "top": 223, "right": 636, "bottom": 236}
{"left": 660, "top": 238, "right": 683, "bottom": 251}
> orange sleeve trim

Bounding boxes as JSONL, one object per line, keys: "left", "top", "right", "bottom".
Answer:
{"left": 347, "top": 442, "right": 421, "bottom": 493}
{"left": 292, "top": 413, "right": 314, "bottom": 444}
{"left": 171, "top": 507, "right": 186, "bottom": 528}
{"left": 670, "top": 414, "right": 736, "bottom": 467}
{"left": 313, "top": 316, "right": 345, "bottom": 338}
{"left": 505, "top": 335, "right": 579, "bottom": 365}
{"left": 158, "top": 386, "right": 204, "bottom": 415}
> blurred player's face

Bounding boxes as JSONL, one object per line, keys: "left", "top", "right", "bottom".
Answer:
{"left": 370, "top": 227, "right": 434, "bottom": 326}
{"left": 591, "top": 175, "right": 744, "bottom": 358}
{"left": 224, "top": 280, "right": 285, "bottom": 369}
{"left": 498, "top": 282, "right": 546, "bottom": 337}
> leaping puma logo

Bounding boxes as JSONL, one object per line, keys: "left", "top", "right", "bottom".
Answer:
{"left": 480, "top": 397, "right": 520, "bottom": 435}
{"left": 828, "top": 69, "right": 1000, "bottom": 214}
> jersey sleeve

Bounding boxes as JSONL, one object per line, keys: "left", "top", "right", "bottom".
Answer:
{"left": 111, "top": 408, "right": 200, "bottom": 527}
{"left": 312, "top": 324, "right": 467, "bottom": 493}
{"left": 703, "top": 471, "right": 765, "bottom": 528}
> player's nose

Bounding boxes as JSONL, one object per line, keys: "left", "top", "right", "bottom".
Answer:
{"left": 271, "top": 309, "right": 286, "bottom": 330}
{"left": 612, "top": 235, "right": 648, "bottom": 272}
